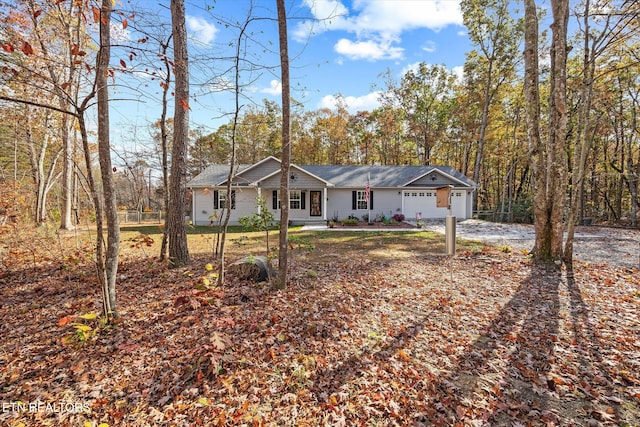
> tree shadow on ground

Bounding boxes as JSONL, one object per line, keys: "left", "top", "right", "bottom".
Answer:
{"left": 421, "top": 263, "right": 562, "bottom": 424}
{"left": 304, "top": 261, "right": 566, "bottom": 424}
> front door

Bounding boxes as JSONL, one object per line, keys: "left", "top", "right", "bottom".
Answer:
{"left": 310, "top": 191, "right": 322, "bottom": 217}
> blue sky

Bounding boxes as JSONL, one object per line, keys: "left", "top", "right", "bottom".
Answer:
{"left": 110, "top": 0, "right": 472, "bottom": 150}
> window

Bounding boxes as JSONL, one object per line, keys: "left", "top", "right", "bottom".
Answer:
{"left": 272, "top": 190, "right": 305, "bottom": 210}
{"left": 214, "top": 190, "right": 235, "bottom": 209}
{"left": 290, "top": 190, "right": 301, "bottom": 210}
{"left": 218, "top": 191, "right": 228, "bottom": 209}
{"left": 357, "top": 190, "right": 368, "bottom": 210}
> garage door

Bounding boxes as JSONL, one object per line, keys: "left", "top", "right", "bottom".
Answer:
{"left": 403, "top": 190, "right": 467, "bottom": 219}
{"left": 403, "top": 191, "right": 444, "bottom": 219}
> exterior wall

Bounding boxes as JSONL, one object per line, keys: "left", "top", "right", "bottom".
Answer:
{"left": 192, "top": 186, "right": 473, "bottom": 224}
{"left": 260, "top": 170, "right": 326, "bottom": 190}
{"left": 191, "top": 187, "right": 258, "bottom": 226}
{"left": 262, "top": 188, "right": 327, "bottom": 223}
{"left": 326, "top": 188, "right": 403, "bottom": 221}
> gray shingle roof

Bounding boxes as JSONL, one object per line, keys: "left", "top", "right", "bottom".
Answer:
{"left": 188, "top": 161, "right": 476, "bottom": 188}
{"left": 299, "top": 165, "right": 475, "bottom": 188}
{"left": 187, "top": 164, "right": 251, "bottom": 187}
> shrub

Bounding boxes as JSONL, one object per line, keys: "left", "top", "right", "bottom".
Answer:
{"left": 340, "top": 218, "right": 359, "bottom": 226}
{"left": 392, "top": 213, "right": 405, "bottom": 222}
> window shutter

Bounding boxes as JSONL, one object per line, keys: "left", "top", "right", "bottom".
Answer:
{"left": 213, "top": 190, "right": 219, "bottom": 209}
{"left": 230, "top": 190, "right": 236, "bottom": 209}
{"left": 301, "top": 192, "right": 306, "bottom": 210}
{"left": 352, "top": 191, "right": 357, "bottom": 210}
{"left": 370, "top": 191, "right": 374, "bottom": 209}
{"left": 272, "top": 190, "right": 278, "bottom": 210}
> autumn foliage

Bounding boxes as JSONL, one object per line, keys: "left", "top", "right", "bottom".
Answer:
{"left": 1, "top": 228, "right": 639, "bottom": 425}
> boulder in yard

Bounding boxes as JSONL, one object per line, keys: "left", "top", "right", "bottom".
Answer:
{"left": 228, "top": 256, "right": 275, "bottom": 282}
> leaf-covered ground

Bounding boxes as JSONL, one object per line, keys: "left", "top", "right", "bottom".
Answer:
{"left": 1, "top": 228, "right": 639, "bottom": 426}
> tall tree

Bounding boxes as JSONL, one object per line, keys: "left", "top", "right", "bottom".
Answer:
{"left": 524, "top": 0, "right": 570, "bottom": 262}
{"left": 398, "top": 63, "right": 456, "bottom": 165}
{"left": 564, "top": 0, "right": 640, "bottom": 260}
{"left": 461, "top": 0, "right": 521, "bottom": 210}
{"left": 96, "top": 0, "right": 119, "bottom": 319}
{"left": 276, "top": 0, "right": 290, "bottom": 289}
{"left": 25, "top": 0, "right": 80, "bottom": 230}
{"left": 167, "top": 0, "right": 190, "bottom": 268}
{"left": 216, "top": 8, "right": 254, "bottom": 286}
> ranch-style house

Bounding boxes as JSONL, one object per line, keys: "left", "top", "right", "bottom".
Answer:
{"left": 187, "top": 156, "right": 477, "bottom": 226}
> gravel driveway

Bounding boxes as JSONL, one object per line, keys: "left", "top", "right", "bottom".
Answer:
{"left": 421, "top": 219, "right": 640, "bottom": 270}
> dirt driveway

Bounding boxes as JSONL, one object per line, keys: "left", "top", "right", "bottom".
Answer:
{"left": 422, "top": 219, "right": 639, "bottom": 270}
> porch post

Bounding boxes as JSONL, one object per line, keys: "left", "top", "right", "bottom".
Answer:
{"left": 323, "top": 187, "right": 327, "bottom": 221}
{"left": 257, "top": 186, "right": 262, "bottom": 214}
{"left": 191, "top": 190, "right": 195, "bottom": 225}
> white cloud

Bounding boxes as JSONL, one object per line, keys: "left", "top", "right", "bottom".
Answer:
{"left": 400, "top": 61, "right": 422, "bottom": 76}
{"left": 186, "top": 15, "right": 217, "bottom": 45}
{"left": 294, "top": 0, "right": 463, "bottom": 62}
{"left": 296, "top": 0, "right": 462, "bottom": 39}
{"left": 335, "top": 38, "right": 403, "bottom": 61}
{"left": 422, "top": 41, "right": 437, "bottom": 53}
{"left": 318, "top": 92, "right": 381, "bottom": 113}
{"left": 260, "top": 80, "right": 282, "bottom": 96}
{"left": 452, "top": 66, "right": 465, "bottom": 82}
{"left": 292, "top": 0, "right": 350, "bottom": 41}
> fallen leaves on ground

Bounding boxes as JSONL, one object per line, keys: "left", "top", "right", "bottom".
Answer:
{"left": 1, "top": 233, "right": 639, "bottom": 426}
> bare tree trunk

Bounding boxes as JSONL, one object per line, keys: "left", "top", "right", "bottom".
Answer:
{"left": 524, "top": 0, "right": 569, "bottom": 262}
{"left": 217, "top": 14, "right": 252, "bottom": 286}
{"left": 276, "top": 0, "right": 290, "bottom": 290}
{"left": 523, "top": 0, "right": 545, "bottom": 253}
{"left": 96, "top": 0, "right": 119, "bottom": 319}
{"left": 565, "top": 0, "right": 599, "bottom": 262}
{"left": 158, "top": 38, "right": 172, "bottom": 261}
{"left": 549, "top": 0, "right": 570, "bottom": 260}
{"left": 167, "top": 0, "right": 190, "bottom": 268}
{"left": 27, "top": 0, "right": 78, "bottom": 230}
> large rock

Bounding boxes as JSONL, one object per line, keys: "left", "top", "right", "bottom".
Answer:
{"left": 228, "top": 256, "right": 275, "bottom": 282}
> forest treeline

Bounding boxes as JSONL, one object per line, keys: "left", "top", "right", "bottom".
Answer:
{"left": 1, "top": 1, "right": 638, "bottom": 228}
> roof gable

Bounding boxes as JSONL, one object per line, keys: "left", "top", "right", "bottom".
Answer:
{"left": 188, "top": 158, "right": 476, "bottom": 189}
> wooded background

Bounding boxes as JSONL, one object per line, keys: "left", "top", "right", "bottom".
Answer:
{"left": 1, "top": 0, "right": 638, "bottom": 228}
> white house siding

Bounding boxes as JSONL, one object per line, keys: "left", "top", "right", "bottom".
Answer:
{"left": 191, "top": 187, "right": 258, "bottom": 226}
{"left": 325, "top": 188, "right": 403, "bottom": 221}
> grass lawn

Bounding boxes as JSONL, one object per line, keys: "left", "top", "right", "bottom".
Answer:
{"left": 1, "top": 224, "right": 639, "bottom": 426}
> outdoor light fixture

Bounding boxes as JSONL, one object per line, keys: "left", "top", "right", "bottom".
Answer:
{"left": 431, "top": 174, "right": 437, "bottom": 181}
{"left": 290, "top": 174, "right": 295, "bottom": 181}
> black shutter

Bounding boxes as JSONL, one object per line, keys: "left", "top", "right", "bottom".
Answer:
{"left": 301, "top": 192, "right": 306, "bottom": 210}
{"left": 213, "top": 190, "right": 219, "bottom": 209}
{"left": 352, "top": 190, "right": 357, "bottom": 210}
{"left": 272, "top": 190, "right": 278, "bottom": 210}
{"left": 230, "top": 190, "right": 236, "bottom": 209}
{"left": 370, "top": 190, "right": 374, "bottom": 209}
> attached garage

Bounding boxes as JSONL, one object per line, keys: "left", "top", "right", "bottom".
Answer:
{"left": 402, "top": 189, "right": 471, "bottom": 219}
